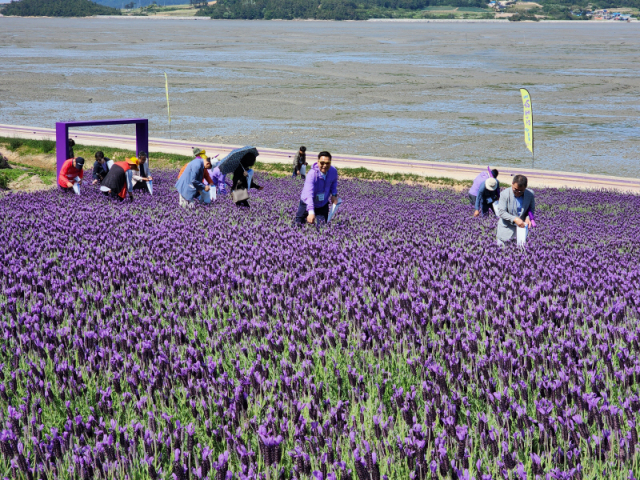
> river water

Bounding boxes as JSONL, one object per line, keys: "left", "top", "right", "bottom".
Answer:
{"left": 0, "top": 17, "right": 639, "bottom": 177}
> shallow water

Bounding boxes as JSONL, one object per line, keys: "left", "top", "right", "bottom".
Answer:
{"left": 0, "top": 18, "right": 639, "bottom": 177}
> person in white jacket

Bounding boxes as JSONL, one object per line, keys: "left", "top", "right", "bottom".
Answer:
{"left": 128, "top": 152, "right": 153, "bottom": 195}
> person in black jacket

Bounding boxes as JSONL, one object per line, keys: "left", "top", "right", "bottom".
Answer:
{"left": 91, "top": 151, "right": 110, "bottom": 185}
{"left": 67, "top": 138, "right": 75, "bottom": 159}
{"left": 292, "top": 146, "right": 307, "bottom": 179}
{"left": 231, "top": 152, "right": 264, "bottom": 208}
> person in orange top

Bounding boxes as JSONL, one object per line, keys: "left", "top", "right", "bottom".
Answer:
{"left": 58, "top": 157, "right": 85, "bottom": 195}
{"left": 100, "top": 161, "right": 134, "bottom": 202}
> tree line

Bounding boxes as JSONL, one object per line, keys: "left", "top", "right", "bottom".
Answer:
{"left": 196, "top": 0, "right": 487, "bottom": 20}
{"left": 1, "top": 0, "right": 121, "bottom": 16}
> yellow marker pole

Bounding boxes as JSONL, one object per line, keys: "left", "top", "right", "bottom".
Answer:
{"left": 164, "top": 72, "right": 171, "bottom": 139}
{"left": 519, "top": 88, "right": 534, "bottom": 168}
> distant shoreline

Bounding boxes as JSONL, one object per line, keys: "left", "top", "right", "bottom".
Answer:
{"left": 1, "top": 15, "right": 637, "bottom": 22}
{"left": 368, "top": 18, "right": 637, "bottom": 22}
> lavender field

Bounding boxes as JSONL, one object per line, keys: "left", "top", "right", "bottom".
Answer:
{"left": 1, "top": 172, "right": 640, "bottom": 480}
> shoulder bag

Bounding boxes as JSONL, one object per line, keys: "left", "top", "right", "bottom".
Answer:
{"left": 232, "top": 164, "right": 250, "bottom": 202}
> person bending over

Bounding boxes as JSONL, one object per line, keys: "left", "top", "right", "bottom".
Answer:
{"left": 469, "top": 167, "right": 498, "bottom": 208}
{"left": 473, "top": 177, "right": 500, "bottom": 217}
{"left": 295, "top": 151, "right": 338, "bottom": 225}
{"left": 100, "top": 161, "right": 135, "bottom": 202}
{"left": 92, "top": 151, "right": 111, "bottom": 185}
{"left": 210, "top": 166, "right": 231, "bottom": 196}
{"left": 58, "top": 157, "right": 85, "bottom": 195}
{"left": 231, "top": 151, "right": 263, "bottom": 208}
{"left": 496, "top": 174, "right": 535, "bottom": 246}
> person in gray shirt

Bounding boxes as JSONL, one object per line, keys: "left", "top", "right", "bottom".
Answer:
{"left": 496, "top": 174, "right": 535, "bottom": 245}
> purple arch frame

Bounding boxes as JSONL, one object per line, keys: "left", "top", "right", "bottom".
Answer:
{"left": 56, "top": 118, "right": 148, "bottom": 179}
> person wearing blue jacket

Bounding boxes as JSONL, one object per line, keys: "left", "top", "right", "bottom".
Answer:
{"left": 473, "top": 177, "right": 500, "bottom": 216}
{"left": 175, "top": 153, "right": 212, "bottom": 208}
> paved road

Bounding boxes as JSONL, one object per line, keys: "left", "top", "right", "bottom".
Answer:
{"left": 2, "top": 123, "right": 639, "bottom": 193}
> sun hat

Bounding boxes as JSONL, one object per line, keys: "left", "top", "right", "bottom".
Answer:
{"left": 485, "top": 178, "right": 498, "bottom": 191}
{"left": 193, "top": 147, "right": 206, "bottom": 157}
{"left": 127, "top": 157, "right": 139, "bottom": 166}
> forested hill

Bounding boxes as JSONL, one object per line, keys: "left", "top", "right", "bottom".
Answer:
{"left": 93, "top": 0, "right": 187, "bottom": 7}
{"left": 1, "top": 0, "right": 122, "bottom": 16}
{"left": 196, "top": 0, "right": 486, "bottom": 19}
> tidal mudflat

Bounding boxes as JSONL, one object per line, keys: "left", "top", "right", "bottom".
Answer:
{"left": 0, "top": 18, "right": 638, "bottom": 176}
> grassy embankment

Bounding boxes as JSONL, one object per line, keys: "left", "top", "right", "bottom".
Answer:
{"left": 0, "top": 137, "right": 472, "bottom": 190}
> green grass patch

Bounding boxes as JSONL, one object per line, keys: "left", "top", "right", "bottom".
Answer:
{"left": 457, "top": 6, "right": 489, "bottom": 11}
{"left": 1, "top": 137, "right": 473, "bottom": 190}
{"left": 422, "top": 5, "right": 456, "bottom": 10}
{"left": 254, "top": 161, "right": 472, "bottom": 188}
{"left": 0, "top": 166, "right": 55, "bottom": 187}
{"left": 0, "top": 136, "right": 194, "bottom": 171}
{"left": 0, "top": 136, "right": 61, "bottom": 155}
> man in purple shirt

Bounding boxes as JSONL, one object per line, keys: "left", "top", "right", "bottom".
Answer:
{"left": 469, "top": 167, "right": 498, "bottom": 207}
{"left": 295, "top": 151, "right": 338, "bottom": 224}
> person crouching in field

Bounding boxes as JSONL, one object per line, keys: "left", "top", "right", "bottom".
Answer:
{"left": 473, "top": 177, "right": 500, "bottom": 217}
{"left": 128, "top": 152, "right": 153, "bottom": 195}
{"left": 58, "top": 157, "right": 85, "bottom": 195}
{"left": 175, "top": 149, "right": 212, "bottom": 208}
{"left": 496, "top": 174, "right": 535, "bottom": 246}
{"left": 100, "top": 161, "right": 134, "bottom": 202}
{"left": 92, "top": 151, "right": 110, "bottom": 185}
{"left": 177, "top": 157, "right": 215, "bottom": 203}
{"left": 295, "top": 151, "right": 338, "bottom": 225}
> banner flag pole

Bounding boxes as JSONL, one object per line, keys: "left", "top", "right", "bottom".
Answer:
{"left": 164, "top": 72, "right": 171, "bottom": 139}
{"left": 519, "top": 88, "right": 534, "bottom": 169}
